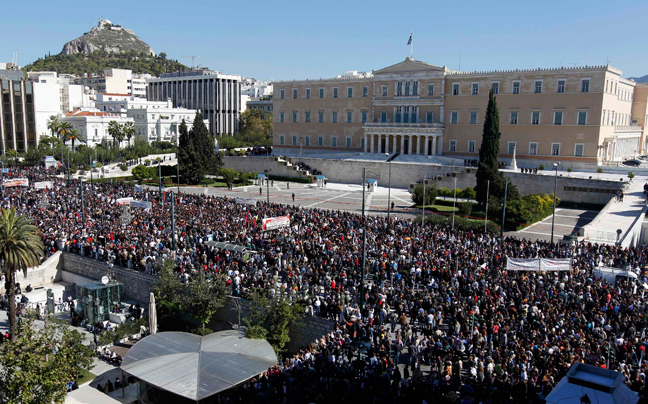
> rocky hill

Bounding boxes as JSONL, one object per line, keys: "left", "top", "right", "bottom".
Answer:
{"left": 629, "top": 75, "right": 648, "bottom": 84}
{"left": 61, "top": 18, "right": 154, "bottom": 56}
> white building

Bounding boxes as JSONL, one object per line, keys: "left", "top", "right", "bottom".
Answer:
{"left": 27, "top": 71, "right": 94, "bottom": 141}
{"left": 61, "top": 108, "right": 133, "bottom": 148}
{"left": 75, "top": 68, "right": 149, "bottom": 98}
{"left": 241, "top": 78, "right": 272, "bottom": 99}
{"left": 147, "top": 69, "right": 240, "bottom": 135}
{"left": 95, "top": 93, "right": 206, "bottom": 144}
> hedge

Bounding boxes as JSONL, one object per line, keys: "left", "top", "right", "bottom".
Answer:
{"left": 416, "top": 213, "right": 500, "bottom": 234}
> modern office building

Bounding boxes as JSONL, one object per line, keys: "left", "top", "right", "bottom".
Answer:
{"left": 0, "top": 65, "right": 36, "bottom": 152}
{"left": 147, "top": 69, "right": 241, "bottom": 136}
{"left": 273, "top": 58, "right": 643, "bottom": 166}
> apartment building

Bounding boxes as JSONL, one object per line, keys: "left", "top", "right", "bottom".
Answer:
{"left": 147, "top": 69, "right": 241, "bottom": 136}
{"left": 0, "top": 68, "right": 36, "bottom": 152}
{"left": 273, "top": 58, "right": 643, "bottom": 166}
{"left": 74, "top": 68, "right": 149, "bottom": 98}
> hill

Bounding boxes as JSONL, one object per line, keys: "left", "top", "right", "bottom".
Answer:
{"left": 629, "top": 75, "right": 648, "bottom": 83}
{"left": 24, "top": 51, "right": 189, "bottom": 77}
{"left": 62, "top": 17, "right": 153, "bottom": 56}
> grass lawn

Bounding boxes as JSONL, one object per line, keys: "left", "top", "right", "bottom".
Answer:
{"left": 413, "top": 204, "right": 457, "bottom": 212}
{"left": 77, "top": 368, "right": 96, "bottom": 385}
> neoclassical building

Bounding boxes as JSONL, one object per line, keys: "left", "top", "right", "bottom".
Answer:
{"left": 273, "top": 58, "right": 645, "bottom": 166}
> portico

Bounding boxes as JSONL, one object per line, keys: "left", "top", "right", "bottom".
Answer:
{"left": 363, "top": 123, "right": 443, "bottom": 156}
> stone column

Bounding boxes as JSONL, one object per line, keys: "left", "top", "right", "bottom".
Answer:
{"left": 408, "top": 135, "right": 413, "bottom": 154}
{"left": 437, "top": 135, "right": 443, "bottom": 155}
{"left": 393, "top": 135, "right": 398, "bottom": 154}
{"left": 363, "top": 134, "right": 368, "bottom": 153}
{"left": 432, "top": 136, "right": 437, "bottom": 155}
{"left": 424, "top": 135, "right": 429, "bottom": 155}
{"left": 417, "top": 135, "right": 422, "bottom": 155}
{"left": 400, "top": 135, "right": 405, "bottom": 154}
{"left": 370, "top": 134, "right": 375, "bottom": 153}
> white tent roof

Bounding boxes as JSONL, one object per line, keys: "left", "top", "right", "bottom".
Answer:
{"left": 121, "top": 330, "right": 277, "bottom": 402}
{"left": 545, "top": 363, "right": 639, "bottom": 404}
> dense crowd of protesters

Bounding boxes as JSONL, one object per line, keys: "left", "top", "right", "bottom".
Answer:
{"left": 4, "top": 166, "right": 648, "bottom": 402}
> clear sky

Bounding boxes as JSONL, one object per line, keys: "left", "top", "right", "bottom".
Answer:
{"left": 3, "top": 0, "right": 648, "bottom": 81}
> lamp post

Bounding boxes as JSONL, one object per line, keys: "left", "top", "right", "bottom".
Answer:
{"left": 158, "top": 159, "right": 162, "bottom": 202}
{"left": 80, "top": 179, "right": 85, "bottom": 230}
{"left": 89, "top": 155, "right": 93, "bottom": 191}
{"left": 550, "top": 162, "right": 561, "bottom": 245}
{"left": 67, "top": 149, "right": 70, "bottom": 187}
{"left": 385, "top": 153, "right": 392, "bottom": 227}
{"left": 171, "top": 191, "right": 176, "bottom": 251}
{"left": 360, "top": 168, "right": 367, "bottom": 312}
{"left": 500, "top": 179, "right": 508, "bottom": 239}
{"left": 422, "top": 175, "right": 427, "bottom": 224}
{"left": 484, "top": 180, "right": 490, "bottom": 233}
{"left": 452, "top": 176, "right": 457, "bottom": 230}
{"left": 176, "top": 141, "right": 180, "bottom": 193}
{"left": 265, "top": 157, "right": 270, "bottom": 204}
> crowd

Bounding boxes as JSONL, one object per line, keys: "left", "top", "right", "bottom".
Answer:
{"left": 3, "top": 166, "right": 648, "bottom": 402}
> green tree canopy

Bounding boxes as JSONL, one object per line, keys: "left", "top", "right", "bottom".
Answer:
{"left": 475, "top": 90, "right": 506, "bottom": 208}
{"left": 411, "top": 183, "right": 437, "bottom": 207}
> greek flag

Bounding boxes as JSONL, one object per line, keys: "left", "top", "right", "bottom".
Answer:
{"left": 407, "top": 33, "right": 412, "bottom": 46}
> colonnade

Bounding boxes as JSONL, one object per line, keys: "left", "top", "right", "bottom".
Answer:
{"left": 363, "top": 133, "right": 443, "bottom": 156}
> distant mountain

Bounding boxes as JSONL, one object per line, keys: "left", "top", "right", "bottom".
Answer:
{"left": 23, "top": 18, "right": 189, "bottom": 76}
{"left": 61, "top": 17, "right": 154, "bottom": 56}
{"left": 628, "top": 75, "right": 648, "bottom": 83}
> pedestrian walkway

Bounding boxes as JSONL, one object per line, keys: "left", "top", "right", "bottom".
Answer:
{"left": 582, "top": 180, "right": 647, "bottom": 245}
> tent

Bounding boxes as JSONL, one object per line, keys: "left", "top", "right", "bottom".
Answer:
{"left": 545, "top": 363, "right": 638, "bottom": 404}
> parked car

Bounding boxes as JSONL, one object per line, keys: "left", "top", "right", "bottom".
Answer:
{"left": 623, "top": 159, "right": 641, "bottom": 166}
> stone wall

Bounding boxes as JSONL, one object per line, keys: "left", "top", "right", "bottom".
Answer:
{"left": 0, "top": 251, "right": 63, "bottom": 295}
{"left": 60, "top": 253, "right": 158, "bottom": 303}
{"left": 223, "top": 156, "right": 311, "bottom": 179}
{"left": 247, "top": 157, "right": 623, "bottom": 205}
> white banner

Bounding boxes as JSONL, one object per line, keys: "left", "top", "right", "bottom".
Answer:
{"left": 506, "top": 257, "right": 571, "bottom": 271}
{"left": 34, "top": 181, "right": 53, "bottom": 189}
{"left": 116, "top": 197, "right": 134, "bottom": 206}
{"left": 130, "top": 200, "right": 152, "bottom": 209}
{"left": 262, "top": 215, "right": 290, "bottom": 231}
{"left": 134, "top": 184, "right": 144, "bottom": 192}
{"left": 236, "top": 197, "right": 257, "bottom": 206}
{"left": 3, "top": 178, "right": 29, "bottom": 188}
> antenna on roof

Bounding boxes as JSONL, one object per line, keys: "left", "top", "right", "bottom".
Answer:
{"left": 458, "top": 53, "right": 461, "bottom": 71}
{"left": 184, "top": 55, "right": 201, "bottom": 70}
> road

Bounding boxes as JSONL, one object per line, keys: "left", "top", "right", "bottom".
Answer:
{"left": 505, "top": 207, "right": 599, "bottom": 242}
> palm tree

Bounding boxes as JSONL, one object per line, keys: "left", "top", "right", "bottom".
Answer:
{"left": 57, "top": 122, "right": 73, "bottom": 165}
{"left": 122, "top": 121, "right": 135, "bottom": 148}
{"left": 0, "top": 209, "right": 44, "bottom": 341}
{"left": 107, "top": 121, "right": 123, "bottom": 148}
{"left": 68, "top": 128, "right": 80, "bottom": 151}
{"left": 46, "top": 115, "right": 60, "bottom": 138}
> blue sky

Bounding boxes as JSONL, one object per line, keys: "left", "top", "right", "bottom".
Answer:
{"left": 3, "top": 0, "right": 648, "bottom": 81}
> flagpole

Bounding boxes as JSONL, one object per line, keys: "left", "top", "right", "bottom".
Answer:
{"left": 410, "top": 31, "right": 413, "bottom": 57}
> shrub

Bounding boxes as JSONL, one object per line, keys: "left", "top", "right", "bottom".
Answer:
{"left": 418, "top": 213, "right": 500, "bottom": 234}
{"left": 163, "top": 177, "right": 173, "bottom": 184}
{"left": 96, "top": 162, "right": 103, "bottom": 168}
{"left": 628, "top": 171, "right": 635, "bottom": 179}
{"left": 459, "top": 187, "right": 476, "bottom": 200}
{"left": 597, "top": 168, "right": 603, "bottom": 174}
{"left": 144, "top": 159, "right": 151, "bottom": 166}
{"left": 411, "top": 184, "right": 437, "bottom": 207}
{"left": 458, "top": 201, "right": 473, "bottom": 216}
{"left": 69, "top": 167, "right": 77, "bottom": 174}
{"left": 83, "top": 164, "right": 90, "bottom": 171}
{"left": 437, "top": 187, "right": 453, "bottom": 198}
{"left": 120, "top": 163, "right": 128, "bottom": 171}
{"left": 567, "top": 167, "right": 572, "bottom": 174}
{"left": 539, "top": 164, "right": 545, "bottom": 170}
{"left": 239, "top": 172, "right": 250, "bottom": 184}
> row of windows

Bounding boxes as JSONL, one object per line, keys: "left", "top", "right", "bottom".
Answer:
{"left": 278, "top": 134, "right": 361, "bottom": 148}
{"left": 448, "top": 140, "right": 586, "bottom": 157}
{"left": 452, "top": 79, "right": 591, "bottom": 96}
{"left": 279, "top": 110, "right": 369, "bottom": 123}
{"left": 602, "top": 110, "right": 632, "bottom": 126}
{"left": 280, "top": 86, "right": 370, "bottom": 100}
{"left": 605, "top": 79, "right": 633, "bottom": 101}
{"left": 450, "top": 110, "right": 589, "bottom": 125}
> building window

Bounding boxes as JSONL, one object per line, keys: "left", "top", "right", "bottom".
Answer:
{"left": 382, "top": 86, "right": 388, "bottom": 96}
{"left": 427, "top": 84, "right": 434, "bottom": 96}
{"left": 346, "top": 111, "right": 353, "bottom": 123}
{"left": 469, "top": 111, "right": 478, "bottom": 124}
{"left": 510, "top": 111, "right": 518, "bottom": 124}
{"left": 332, "top": 112, "right": 338, "bottom": 123}
{"left": 305, "top": 111, "right": 311, "bottom": 123}
{"left": 279, "top": 112, "right": 285, "bottom": 122}
{"left": 532, "top": 111, "right": 541, "bottom": 125}
{"left": 292, "top": 88, "right": 298, "bottom": 99}
{"left": 397, "top": 82, "right": 403, "bottom": 96}
{"left": 491, "top": 82, "right": 499, "bottom": 95}
{"left": 318, "top": 111, "right": 324, "bottom": 123}
{"left": 361, "top": 111, "right": 367, "bottom": 123}
{"left": 347, "top": 87, "right": 353, "bottom": 98}
{"left": 292, "top": 112, "right": 297, "bottom": 122}
{"left": 468, "top": 140, "right": 476, "bottom": 152}
{"left": 361, "top": 137, "right": 365, "bottom": 149}
{"left": 362, "top": 86, "right": 368, "bottom": 97}
{"left": 279, "top": 135, "right": 285, "bottom": 145}
{"left": 512, "top": 81, "right": 520, "bottom": 94}
{"left": 574, "top": 143, "right": 584, "bottom": 157}
{"left": 292, "top": 136, "right": 297, "bottom": 146}
{"left": 472, "top": 83, "right": 479, "bottom": 95}
{"left": 395, "top": 107, "right": 402, "bottom": 123}
{"left": 426, "top": 111, "right": 434, "bottom": 124}
{"left": 534, "top": 80, "right": 542, "bottom": 94}
{"left": 333, "top": 88, "right": 338, "bottom": 98}
{"left": 305, "top": 136, "right": 310, "bottom": 146}
{"left": 346, "top": 137, "right": 352, "bottom": 147}
{"left": 380, "top": 111, "right": 387, "bottom": 123}
{"left": 305, "top": 88, "right": 311, "bottom": 99}
{"left": 551, "top": 143, "right": 560, "bottom": 156}
{"left": 581, "top": 79, "right": 590, "bottom": 93}
{"left": 404, "top": 81, "right": 410, "bottom": 96}
{"left": 451, "top": 111, "right": 458, "bottom": 124}
{"left": 449, "top": 140, "right": 457, "bottom": 152}
{"left": 507, "top": 142, "right": 516, "bottom": 154}
{"left": 332, "top": 137, "right": 337, "bottom": 147}
{"left": 529, "top": 142, "right": 538, "bottom": 155}
{"left": 318, "top": 136, "right": 323, "bottom": 146}
{"left": 557, "top": 80, "right": 566, "bottom": 93}
{"left": 577, "top": 111, "right": 587, "bottom": 125}
{"left": 319, "top": 88, "right": 324, "bottom": 98}
{"left": 413, "top": 81, "right": 418, "bottom": 96}
{"left": 553, "top": 111, "right": 563, "bottom": 125}
{"left": 452, "top": 83, "right": 459, "bottom": 95}
{"left": 280, "top": 89, "right": 285, "bottom": 99}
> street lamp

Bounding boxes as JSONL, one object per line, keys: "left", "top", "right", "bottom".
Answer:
{"left": 550, "top": 162, "right": 561, "bottom": 245}
{"left": 176, "top": 140, "right": 180, "bottom": 193}
{"left": 385, "top": 153, "right": 392, "bottom": 226}
{"left": 360, "top": 167, "right": 380, "bottom": 313}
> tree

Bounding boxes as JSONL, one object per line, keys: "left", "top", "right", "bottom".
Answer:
{"left": 220, "top": 168, "right": 238, "bottom": 185}
{"left": 475, "top": 90, "right": 506, "bottom": 208}
{"left": 57, "top": 122, "right": 73, "bottom": 163}
{"left": 244, "top": 288, "right": 304, "bottom": 355}
{"left": 107, "top": 121, "right": 124, "bottom": 148}
{"left": 178, "top": 119, "right": 203, "bottom": 184}
{"left": 0, "top": 209, "right": 44, "bottom": 341}
{"left": 131, "top": 164, "right": 156, "bottom": 181}
{"left": 0, "top": 317, "right": 94, "bottom": 404}
{"left": 67, "top": 128, "right": 81, "bottom": 151}
{"left": 238, "top": 110, "right": 273, "bottom": 145}
{"left": 123, "top": 121, "right": 135, "bottom": 147}
{"left": 411, "top": 184, "right": 437, "bottom": 207}
{"left": 46, "top": 116, "right": 60, "bottom": 138}
{"left": 190, "top": 111, "right": 219, "bottom": 176}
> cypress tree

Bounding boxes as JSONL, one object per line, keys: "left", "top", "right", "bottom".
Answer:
{"left": 475, "top": 89, "right": 506, "bottom": 208}
{"left": 178, "top": 119, "right": 201, "bottom": 184}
